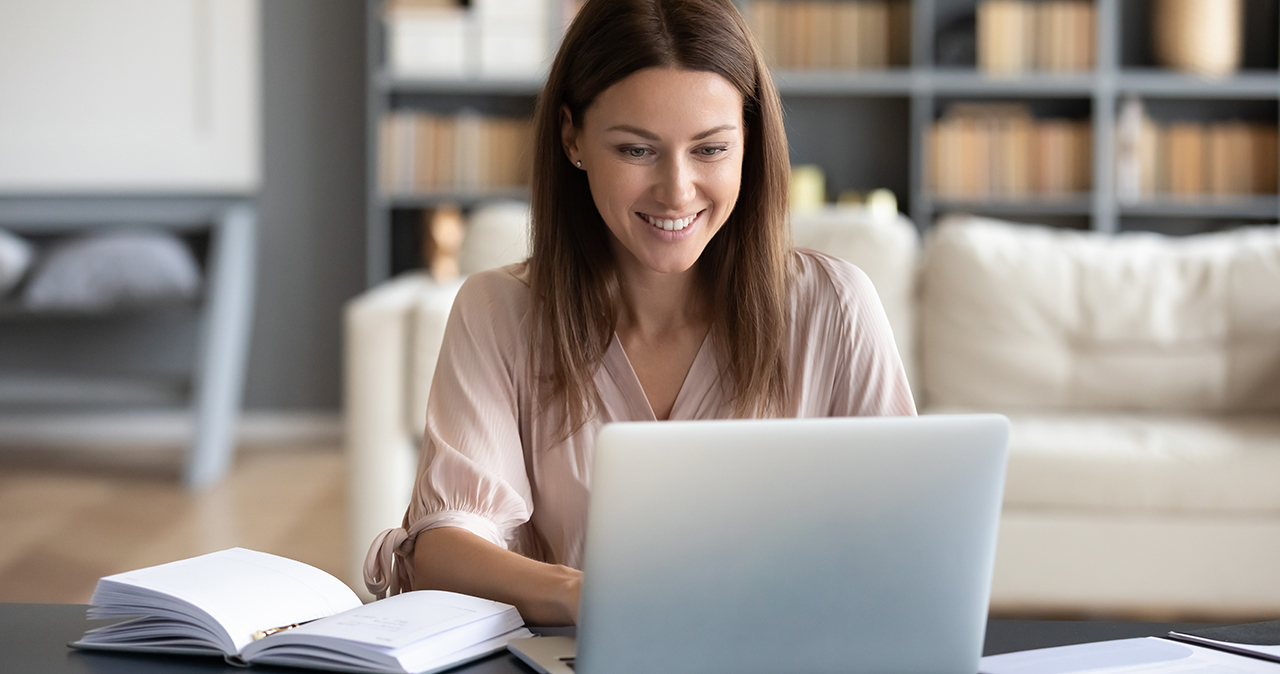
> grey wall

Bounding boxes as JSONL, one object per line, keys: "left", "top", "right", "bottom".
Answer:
{"left": 246, "top": 0, "right": 366, "bottom": 410}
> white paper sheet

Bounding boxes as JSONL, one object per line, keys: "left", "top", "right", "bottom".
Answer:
{"left": 981, "top": 637, "right": 1280, "bottom": 674}
{"left": 96, "top": 547, "right": 362, "bottom": 653}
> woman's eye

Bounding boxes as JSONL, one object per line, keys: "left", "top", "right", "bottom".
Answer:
{"left": 621, "top": 147, "right": 648, "bottom": 158}
{"left": 699, "top": 146, "right": 729, "bottom": 157}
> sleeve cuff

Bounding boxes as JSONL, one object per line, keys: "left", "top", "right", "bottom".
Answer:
{"left": 406, "top": 509, "right": 509, "bottom": 551}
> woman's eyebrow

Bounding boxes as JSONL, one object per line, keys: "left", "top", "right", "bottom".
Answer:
{"left": 691, "top": 124, "right": 738, "bottom": 140}
{"left": 605, "top": 124, "right": 738, "bottom": 141}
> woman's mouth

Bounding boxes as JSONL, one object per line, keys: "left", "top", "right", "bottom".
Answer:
{"left": 638, "top": 210, "right": 703, "bottom": 231}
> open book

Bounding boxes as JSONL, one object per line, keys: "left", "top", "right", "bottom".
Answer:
{"left": 71, "top": 548, "right": 533, "bottom": 674}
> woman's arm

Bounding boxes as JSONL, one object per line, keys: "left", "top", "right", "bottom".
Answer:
{"left": 413, "top": 526, "right": 581, "bottom": 625}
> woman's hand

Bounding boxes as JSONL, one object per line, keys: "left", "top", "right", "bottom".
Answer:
{"left": 561, "top": 568, "right": 582, "bottom": 625}
{"left": 413, "top": 527, "right": 583, "bottom": 625}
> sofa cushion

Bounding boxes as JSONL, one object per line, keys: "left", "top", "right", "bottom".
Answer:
{"left": 457, "top": 200, "right": 530, "bottom": 276}
{"left": 921, "top": 216, "right": 1280, "bottom": 412}
{"left": 929, "top": 409, "right": 1280, "bottom": 514}
{"left": 23, "top": 230, "right": 201, "bottom": 311}
{"left": 0, "top": 228, "right": 34, "bottom": 297}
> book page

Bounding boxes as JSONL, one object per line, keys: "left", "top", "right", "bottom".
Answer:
{"left": 1170, "top": 620, "right": 1280, "bottom": 664}
{"left": 982, "top": 637, "right": 1280, "bottom": 674}
{"left": 99, "top": 548, "right": 362, "bottom": 654}
{"left": 267, "top": 591, "right": 514, "bottom": 651}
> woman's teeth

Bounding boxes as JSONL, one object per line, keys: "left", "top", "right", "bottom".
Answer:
{"left": 642, "top": 212, "right": 697, "bottom": 231}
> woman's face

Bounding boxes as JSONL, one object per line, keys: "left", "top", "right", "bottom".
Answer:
{"left": 563, "top": 67, "right": 745, "bottom": 276}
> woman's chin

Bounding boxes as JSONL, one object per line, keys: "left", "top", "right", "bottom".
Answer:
{"left": 637, "top": 251, "right": 704, "bottom": 276}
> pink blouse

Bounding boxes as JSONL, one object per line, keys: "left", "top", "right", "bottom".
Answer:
{"left": 364, "top": 249, "right": 916, "bottom": 598}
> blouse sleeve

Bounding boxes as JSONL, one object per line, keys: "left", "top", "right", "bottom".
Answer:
{"left": 364, "top": 269, "right": 534, "bottom": 599}
{"left": 815, "top": 254, "right": 918, "bottom": 417}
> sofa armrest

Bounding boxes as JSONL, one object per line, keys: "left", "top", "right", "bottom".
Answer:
{"left": 343, "top": 272, "right": 452, "bottom": 598}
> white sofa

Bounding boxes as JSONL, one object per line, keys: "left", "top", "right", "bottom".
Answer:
{"left": 345, "top": 204, "right": 1280, "bottom": 617}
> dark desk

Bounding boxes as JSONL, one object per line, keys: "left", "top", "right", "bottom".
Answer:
{"left": 0, "top": 603, "right": 1217, "bottom": 673}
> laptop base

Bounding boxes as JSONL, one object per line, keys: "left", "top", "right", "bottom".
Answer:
{"left": 508, "top": 636, "right": 576, "bottom": 674}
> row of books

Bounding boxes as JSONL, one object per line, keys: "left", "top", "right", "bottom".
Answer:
{"left": 385, "top": 0, "right": 553, "bottom": 78}
{"left": 1116, "top": 98, "right": 1279, "bottom": 200}
{"left": 977, "top": 0, "right": 1095, "bottom": 75}
{"left": 379, "top": 111, "right": 534, "bottom": 193}
{"left": 747, "top": 0, "right": 911, "bottom": 71}
{"left": 930, "top": 104, "right": 1092, "bottom": 199}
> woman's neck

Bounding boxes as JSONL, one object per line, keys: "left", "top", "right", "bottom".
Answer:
{"left": 613, "top": 257, "right": 708, "bottom": 340}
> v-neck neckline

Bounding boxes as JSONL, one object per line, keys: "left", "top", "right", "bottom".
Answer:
{"left": 603, "top": 329, "right": 715, "bottom": 422}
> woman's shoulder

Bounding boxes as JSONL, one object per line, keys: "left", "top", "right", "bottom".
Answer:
{"left": 788, "top": 248, "right": 879, "bottom": 311}
{"left": 457, "top": 261, "right": 530, "bottom": 301}
{"left": 452, "top": 261, "right": 532, "bottom": 328}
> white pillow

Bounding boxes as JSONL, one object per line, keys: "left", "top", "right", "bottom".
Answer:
{"left": 23, "top": 230, "right": 202, "bottom": 311}
{"left": 458, "top": 200, "right": 531, "bottom": 275}
{"left": 0, "top": 228, "right": 34, "bottom": 297}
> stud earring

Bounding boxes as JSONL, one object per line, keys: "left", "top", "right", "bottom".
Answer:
{"left": 575, "top": 160, "right": 582, "bottom": 168}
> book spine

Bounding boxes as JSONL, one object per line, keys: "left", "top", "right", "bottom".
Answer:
{"left": 863, "top": 1, "right": 889, "bottom": 69}
{"left": 1167, "top": 122, "right": 1205, "bottom": 196}
{"left": 749, "top": 1, "right": 780, "bottom": 69}
{"left": 809, "top": 1, "right": 834, "bottom": 70}
{"left": 835, "top": 2, "right": 860, "bottom": 70}
{"left": 1254, "top": 123, "right": 1279, "bottom": 194}
{"left": 888, "top": 0, "right": 912, "bottom": 67}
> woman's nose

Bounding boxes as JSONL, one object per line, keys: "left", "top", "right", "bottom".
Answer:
{"left": 653, "top": 154, "right": 697, "bottom": 210}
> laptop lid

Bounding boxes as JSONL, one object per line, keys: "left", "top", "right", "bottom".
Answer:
{"left": 575, "top": 414, "right": 1010, "bottom": 674}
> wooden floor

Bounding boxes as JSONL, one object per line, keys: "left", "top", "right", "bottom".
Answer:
{"left": 0, "top": 442, "right": 347, "bottom": 604}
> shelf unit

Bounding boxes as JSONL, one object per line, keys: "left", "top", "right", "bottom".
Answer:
{"left": 365, "top": 0, "right": 1280, "bottom": 285}
{"left": 0, "top": 196, "right": 256, "bottom": 488}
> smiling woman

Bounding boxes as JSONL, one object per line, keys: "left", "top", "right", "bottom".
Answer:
{"left": 535, "top": 0, "right": 793, "bottom": 432}
{"left": 362, "top": 0, "right": 916, "bottom": 627}
{"left": 559, "top": 68, "right": 750, "bottom": 422}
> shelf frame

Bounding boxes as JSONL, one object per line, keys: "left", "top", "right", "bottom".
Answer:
{"left": 0, "top": 195, "right": 256, "bottom": 488}
{"left": 368, "top": 0, "right": 1280, "bottom": 286}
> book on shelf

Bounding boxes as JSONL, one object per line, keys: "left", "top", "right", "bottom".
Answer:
{"left": 387, "top": 3, "right": 470, "bottom": 78}
{"left": 380, "top": 110, "right": 534, "bottom": 195}
{"left": 385, "top": 0, "right": 550, "bottom": 78}
{"left": 930, "top": 103, "right": 1091, "bottom": 201}
{"left": 748, "top": 0, "right": 910, "bottom": 71}
{"left": 71, "top": 548, "right": 533, "bottom": 674}
{"left": 1114, "top": 97, "right": 1278, "bottom": 202}
{"left": 977, "top": 0, "right": 1095, "bottom": 75}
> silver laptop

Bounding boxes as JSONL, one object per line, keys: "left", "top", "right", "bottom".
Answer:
{"left": 510, "top": 414, "right": 1010, "bottom": 674}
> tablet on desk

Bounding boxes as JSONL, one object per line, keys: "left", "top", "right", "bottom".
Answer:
{"left": 510, "top": 414, "right": 1010, "bottom": 674}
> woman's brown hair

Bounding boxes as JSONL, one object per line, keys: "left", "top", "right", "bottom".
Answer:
{"left": 528, "top": 0, "right": 791, "bottom": 431}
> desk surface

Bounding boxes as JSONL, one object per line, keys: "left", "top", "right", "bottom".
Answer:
{"left": 1, "top": 603, "right": 1218, "bottom": 674}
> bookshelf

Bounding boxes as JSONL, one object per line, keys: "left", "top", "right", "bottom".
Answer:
{"left": 365, "top": 0, "right": 1280, "bottom": 284}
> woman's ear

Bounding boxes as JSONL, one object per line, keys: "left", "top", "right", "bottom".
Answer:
{"left": 560, "top": 105, "right": 580, "bottom": 166}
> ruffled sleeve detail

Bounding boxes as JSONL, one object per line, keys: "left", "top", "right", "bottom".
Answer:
{"left": 363, "top": 266, "right": 536, "bottom": 598}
